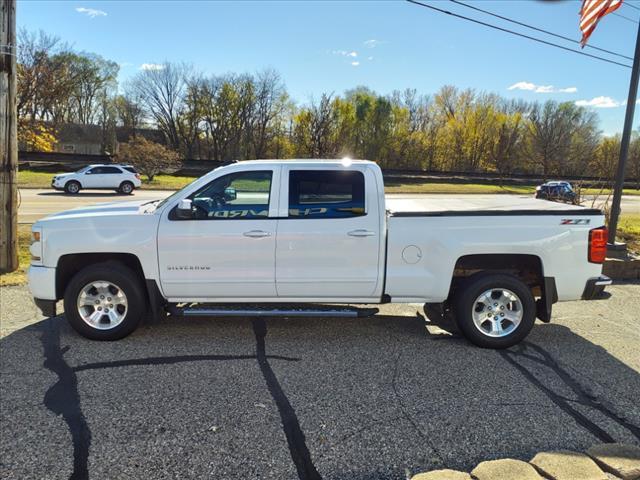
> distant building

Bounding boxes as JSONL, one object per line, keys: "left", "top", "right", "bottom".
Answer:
{"left": 54, "top": 123, "right": 165, "bottom": 155}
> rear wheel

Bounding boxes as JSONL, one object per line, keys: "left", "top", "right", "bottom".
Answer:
{"left": 65, "top": 181, "right": 81, "bottom": 194}
{"left": 453, "top": 273, "right": 535, "bottom": 349}
{"left": 63, "top": 262, "right": 146, "bottom": 340}
{"left": 119, "top": 181, "right": 134, "bottom": 194}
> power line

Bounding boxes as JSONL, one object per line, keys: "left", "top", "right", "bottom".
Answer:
{"left": 406, "top": 0, "right": 632, "bottom": 69}
{"left": 449, "top": 0, "right": 633, "bottom": 61}
{"left": 623, "top": 1, "right": 640, "bottom": 12}
{"left": 611, "top": 11, "right": 640, "bottom": 23}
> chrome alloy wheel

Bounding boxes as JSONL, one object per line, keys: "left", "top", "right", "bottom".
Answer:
{"left": 471, "top": 288, "right": 523, "bottom": 338}
{"left": 121, "top": 183, "right": 133, "bottom": 193}
{"left": 76, "top": 281, "right": 128, "bottom": 330}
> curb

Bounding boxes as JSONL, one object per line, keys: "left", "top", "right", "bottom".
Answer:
{"left": 604, "top": 256, "right": 640, "bottom": 280}
{"left": 410, "top": 443, "right": 640, "bottom": 480}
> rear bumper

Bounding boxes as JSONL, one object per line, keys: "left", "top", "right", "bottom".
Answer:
{"left": 582, "top": 275, "right": 612, "bottom": 300}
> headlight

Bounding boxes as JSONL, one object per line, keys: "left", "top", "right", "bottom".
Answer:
{"left": 30, "top": 227, "right": 43, "bottom": 264}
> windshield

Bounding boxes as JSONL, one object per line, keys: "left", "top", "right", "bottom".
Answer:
{"left": 76, "top": 166, "right": 91, "bottom": 173}
{"left": 154, "top": 176, "right": 201, "bottom": 209}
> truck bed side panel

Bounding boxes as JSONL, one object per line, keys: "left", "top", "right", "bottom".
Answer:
{"left": 386, "top": 214, "right": 605, "bottom": 302}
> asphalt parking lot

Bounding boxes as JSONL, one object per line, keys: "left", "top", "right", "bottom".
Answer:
{"left": 1, "top": 283, "right": 639, "bottom": 479}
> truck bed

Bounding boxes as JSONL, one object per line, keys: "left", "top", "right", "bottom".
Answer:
{"left": 385, "top": 195, "right": 602, "bottom": 216}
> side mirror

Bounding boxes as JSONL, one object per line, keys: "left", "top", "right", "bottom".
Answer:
{"left": 176, "top": 199, "right": 193, "bottom": 219}
{"left": 224, "top": 187, "right": 237, "bottom": 201}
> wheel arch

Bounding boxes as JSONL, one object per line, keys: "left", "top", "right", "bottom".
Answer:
{"left": 56, "top": 253, "right": 146, "bottom": 300}
{"left": 448, "top": 253, "right": 556, "bottom": 322}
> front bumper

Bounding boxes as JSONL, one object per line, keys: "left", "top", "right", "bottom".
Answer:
{"left": 582, "top": 275, "right": 612, "bottom": 300}
{"left": 29, "top": 265, "right": 58, "bottom": 317}
{"left": 28, "top": 265, "right": 57, "bottom": 300}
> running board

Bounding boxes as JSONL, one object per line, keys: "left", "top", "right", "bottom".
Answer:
{"left": 168, "top": 304, "right": 379, "bottom": 318}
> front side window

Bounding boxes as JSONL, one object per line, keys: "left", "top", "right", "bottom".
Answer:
{"left": 288, "top": 170, "right": 365, "bottom": 218}
{"left": 185, "top": 170, "right": 272, "bottom": 220}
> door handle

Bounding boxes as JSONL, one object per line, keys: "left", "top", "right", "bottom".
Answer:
{"left": 243, "top": 230, "right": 272, "bottom": 238}
{"left": 347, "top": 229, "right": 376, "bottom": 237}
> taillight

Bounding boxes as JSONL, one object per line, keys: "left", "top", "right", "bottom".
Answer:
{"left": 588, "top": 227, "right": 608, "bottom": 264}
{"left": 135, "top": 174, "right": 141, "bottom": 179}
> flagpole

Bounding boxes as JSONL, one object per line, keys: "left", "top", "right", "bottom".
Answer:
{"left": 607, "top": 21, "right": 640, "bottom": 251}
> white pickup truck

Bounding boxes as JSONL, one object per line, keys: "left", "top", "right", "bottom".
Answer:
{"left": 28, "top": 159, "right": 611, "bottom": 348}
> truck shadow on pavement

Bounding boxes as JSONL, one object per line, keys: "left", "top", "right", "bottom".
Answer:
{"left": 0, "top": 311, "right": 639, "bottom": 480}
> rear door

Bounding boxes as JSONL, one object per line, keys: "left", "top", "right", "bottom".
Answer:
{"left": 275, "top": 167, "right": 381, "bottom": 299}
{"left": 158, "top": 167, "right": 280, "bottom": 299}
{"left": 99, "top": 166, "right": 124, "bottom": 188}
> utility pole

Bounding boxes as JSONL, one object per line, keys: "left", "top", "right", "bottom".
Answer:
{"left": 0, "top": 0, "right": 18, "bottom": 273}
{"left": 607, "top": 22, "right": 640, "bottom": 252}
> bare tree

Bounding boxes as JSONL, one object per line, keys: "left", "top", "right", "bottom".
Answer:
{"left": 250, "top": 69, "right": 286, "bottom": 159}
{"left": 131, "top": 62, "right": 189, "bottom": 151}
{"left": 526, "top": 101, "right": 582, "bottom": 180}
{"left": 68, "top": 53, "right": 119, "bottom": 125}
{"left": 114, "top": 86, "right": 144, "bottom": 140}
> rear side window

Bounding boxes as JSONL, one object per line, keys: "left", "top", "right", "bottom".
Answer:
{"left": 288, "top": 170, "right": 365, "bottom": 218}
{"left": 102, "top": 166, "right": 123, "bottom": 174}
{"left": 123, "top": 166, "right": 137, "bottom": 174}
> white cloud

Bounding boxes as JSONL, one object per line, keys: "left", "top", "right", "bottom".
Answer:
{"left": 367, "top": 56, "right": 374, "bottom": 61}
{"left": 351, "top": 61, "right": 360, "bottom": 66}
{"left": 508, "top": 81, "right": 577, "bottom": 94}
{"left": 363, "top": 39, "right": 383, "bottom": 48}
{"left": 575, "top": 96, "right": 622, "bottom": 108}
{"left": 140, "top": 63, "right": 165, "bottom": 71}
{"left": 333, "top": 50, "right": 357, "bottom": 57}
{"left": 75, "top": 7, "right": 107, "bottom": 18}
{"left": 508, "top": 81, "right": 536, "bottom": 91}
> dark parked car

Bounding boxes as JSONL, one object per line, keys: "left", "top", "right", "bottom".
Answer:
{"left": 535, "top": 181, "right": 577, "bottom": 203}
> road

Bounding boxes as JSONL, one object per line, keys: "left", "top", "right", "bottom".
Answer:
{"left": 17, "top": 188, "right": 640, "bottom": 224}
{"left": 0, "top": 283, "right": 638, "bottom": 479}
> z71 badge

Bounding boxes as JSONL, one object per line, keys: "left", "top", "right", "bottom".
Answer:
{"left": 560, "top": 219, "right": 591, "bottom": 225}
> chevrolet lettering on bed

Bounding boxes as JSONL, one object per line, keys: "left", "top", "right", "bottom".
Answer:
{"left": 27, "top": 159, "right": 611, "bottom": 349}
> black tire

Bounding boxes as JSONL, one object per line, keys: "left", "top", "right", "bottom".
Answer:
{"left": 453, "top": 273, "right": 536, "bottom": 349}
{"left": 119, "top": 181, "right": 134, "bottom": 195}
{"left": 63, "top": 262, "right": 147, "bottom": 340}
{"left": 65, "top": 180, "right": 81, "bottom": 194}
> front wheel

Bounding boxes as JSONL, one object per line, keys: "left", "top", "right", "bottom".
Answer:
{"left": 453, "top": 273, "right": 536, "bottom": 349}
{"left": 63, "top": 262, "right": 146, "bottom": 340}
{"left": 65, "top": 181, "right": 81, "bottom": 194}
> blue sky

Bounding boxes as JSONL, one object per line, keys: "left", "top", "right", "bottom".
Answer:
{"left": 17, "top": 0, "right": 640, "bottom": 134}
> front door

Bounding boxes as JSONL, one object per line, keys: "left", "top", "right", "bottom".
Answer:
{"left": 158, "top": 168, "right": 279, "bottom": 299}
{"left": 82, "top": 167, "right": 105, "bottom": 188}
{"left": 275, "top": 168, "right": 381, "bottom": 299}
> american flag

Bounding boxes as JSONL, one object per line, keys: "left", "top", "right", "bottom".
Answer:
{"left": 580, "top": 0, "right": 623, "bottom": 47}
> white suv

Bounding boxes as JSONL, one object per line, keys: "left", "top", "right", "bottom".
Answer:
{"left": 51, "top": 164, "right": 142, "bottom": 194}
